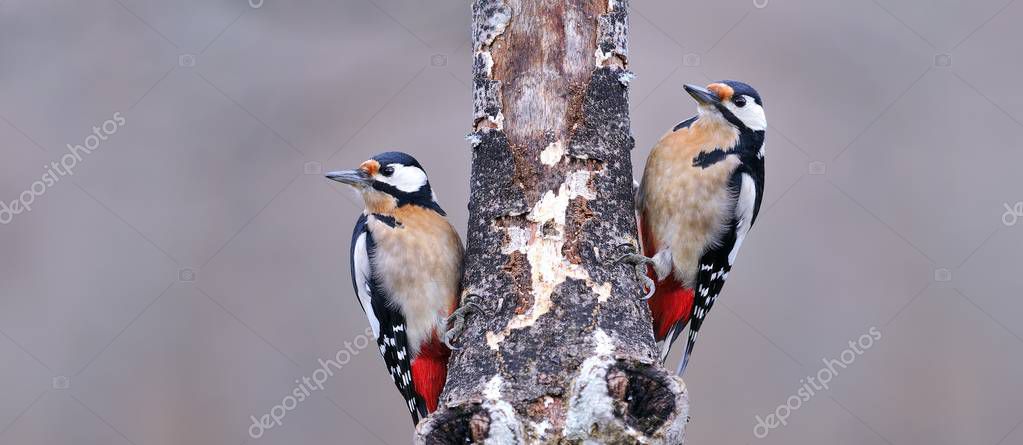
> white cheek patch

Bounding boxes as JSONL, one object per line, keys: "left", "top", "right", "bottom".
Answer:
{"left": 378, "top": 164, "right": 428, "bottom": 193}
{"left": 725, "top": 95, "right": 767, "bottom": 131}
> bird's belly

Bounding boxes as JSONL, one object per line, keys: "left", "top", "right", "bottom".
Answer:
{"left": 643, "top": 161, "right": 737, "bottom": 285}
{"left": 370, "top": 221, "right": 462, "bottom": 355}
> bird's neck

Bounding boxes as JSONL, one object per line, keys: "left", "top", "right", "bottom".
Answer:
{"left": 737, "top": 128, "right": 765, "bottom": 153}
{"left": 692, "top": 115, "right": 764, "bottom": 153}
{"left": 361, "top": 189, "right": 398, "bottom": 214}
{"left": 364, "top": 202, "right": 447, "bottom": 227}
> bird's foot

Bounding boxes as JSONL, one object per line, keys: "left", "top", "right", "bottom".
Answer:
{"left": 443, "top": 300, "right": 483, "bottom": 350}
{"left": 612, "top": 244, "right": 657, "bottom": 300}
{"left": 611, "top": 243, "right": 654, "bottom": 266}
{"left": 615, "top": 253, "right": 655, "bottom": 268}
{"left": 637, "top": 274, "right": 656, "bottom": 301}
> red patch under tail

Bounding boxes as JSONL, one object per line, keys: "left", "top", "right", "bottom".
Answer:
{"left": 648, "top": 278, "right": 695, "bottom": 342}
{"left": 639, "top": 213, "right": 695, "bottom": 342}
{"left": 410, "top": 333, "right": 450, "bottom": 413}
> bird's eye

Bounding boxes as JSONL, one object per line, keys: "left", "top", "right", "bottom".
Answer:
{"left": 380, "top": 166, "right": 394, "bottom": 176}
{"left": 733, "top": 96, "right": 747, "bottom": 107}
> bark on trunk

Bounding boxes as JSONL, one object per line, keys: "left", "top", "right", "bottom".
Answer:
{"left": 416, "top": 1, "right": 689, "bottom": 443}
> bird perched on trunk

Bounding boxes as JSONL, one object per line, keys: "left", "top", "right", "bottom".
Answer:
{"left": 623, "top": 81, "right": 766, "bottom": 375}
{"left": 326, "top": 152, "right": 467, "bottom": 424}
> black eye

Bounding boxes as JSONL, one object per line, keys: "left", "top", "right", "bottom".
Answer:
{"left": 380, "top": 166, "right": 394, "bottom": 176}
{"left": 733, "top": 96, "right": 747, "bottom": 107}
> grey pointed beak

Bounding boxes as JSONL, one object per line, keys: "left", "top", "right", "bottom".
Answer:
{"left": 325, "top": 169, "right": 371, "bottom": 187}
{"left": 684, "top": 84, "right": 719, "bottom": 105}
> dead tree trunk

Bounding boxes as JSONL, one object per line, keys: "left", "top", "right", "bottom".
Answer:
{"left": 416, "top": 0, "right": 689, "bottom": 443}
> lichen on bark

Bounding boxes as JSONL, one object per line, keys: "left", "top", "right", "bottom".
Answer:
{"left": 416, "top": 0, "right": 689, "bottom": 443}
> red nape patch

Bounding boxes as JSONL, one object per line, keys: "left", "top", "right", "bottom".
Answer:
{"left": 410, "top": 334, "right": 450, "bottom": 413}
{"left": 648, "top": 277, "right": 695, "bottom": 342}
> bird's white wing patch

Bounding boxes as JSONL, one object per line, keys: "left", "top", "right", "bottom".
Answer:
{"left": 729, "top": 173, "right": 757, "bottom": 265}
{"left": 353, "top": 232, "right": 380, "bottom": 338}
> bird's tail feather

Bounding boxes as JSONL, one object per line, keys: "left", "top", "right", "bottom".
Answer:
{"left": 676, "top": 329, "right": 698, "bottom": 376}
{"left": 657, "top": 339, "right": 671, "bottom": 363}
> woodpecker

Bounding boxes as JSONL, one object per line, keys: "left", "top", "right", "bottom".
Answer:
{"left": 626, "top": 81, "right": 766, "bottom": 375}
{"left": 327, "top": 152, "right": 465, "bottom": 425}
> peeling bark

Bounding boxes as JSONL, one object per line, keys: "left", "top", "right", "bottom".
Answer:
{"left": 417, "top": 1, "right": 688, "bottom": 443}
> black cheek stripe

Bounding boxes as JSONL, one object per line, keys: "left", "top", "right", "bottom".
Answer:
{"left": 372, "top": 214, "right": 401, "bottom": 228}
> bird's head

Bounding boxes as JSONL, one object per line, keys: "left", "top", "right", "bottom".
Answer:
{"left": 684, "top": 80, "right": 766, "bottom": 132}
{"left": 326, "top": 151, "right": 444, "bottom": 215}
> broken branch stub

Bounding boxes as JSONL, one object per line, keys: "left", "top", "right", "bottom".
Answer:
{"left": 416, "top": 0, "right": 689, "bottom": 443}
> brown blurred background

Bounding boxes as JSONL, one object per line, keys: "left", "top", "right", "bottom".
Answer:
{"left": 2, "top": 0, "right": 1022, "bottom": 444}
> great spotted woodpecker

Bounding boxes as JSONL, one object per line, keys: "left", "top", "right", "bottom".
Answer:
{"left": 624, "top": 81, "right": 766, "bottom": 375}
{"left": 327, "top": 152, "right": 466, "bottom": 424}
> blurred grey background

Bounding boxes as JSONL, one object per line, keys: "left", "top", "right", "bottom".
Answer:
{"left": 1, "top": 0, "right": 1022, "bottom": 444}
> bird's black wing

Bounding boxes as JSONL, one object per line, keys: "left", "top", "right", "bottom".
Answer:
{"left": 676, "top": 168, "right": 762, "bottom": 375}
{"left": 673, "top": 116, "right": 698, "bottom": 132}
{"left": 350, "top": 215, "right": 429, "bottom": 424}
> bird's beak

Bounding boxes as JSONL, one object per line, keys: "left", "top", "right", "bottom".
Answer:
{"left": 325, "top": 169, "right": 371, "bottom": 187}
{"left": 684, "top": 84, "right": 719, "bottom": 105}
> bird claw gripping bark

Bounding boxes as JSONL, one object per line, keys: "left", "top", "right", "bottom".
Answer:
{"left": 444, "top": 300, "right": 484, "bottom": 350}
{"left": 612, "top": 244, "right": 657, "bottom": 300}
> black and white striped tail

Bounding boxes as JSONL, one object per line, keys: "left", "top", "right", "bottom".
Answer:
{"left": 676, "top": 330, "right": 698, "bottom": 375}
